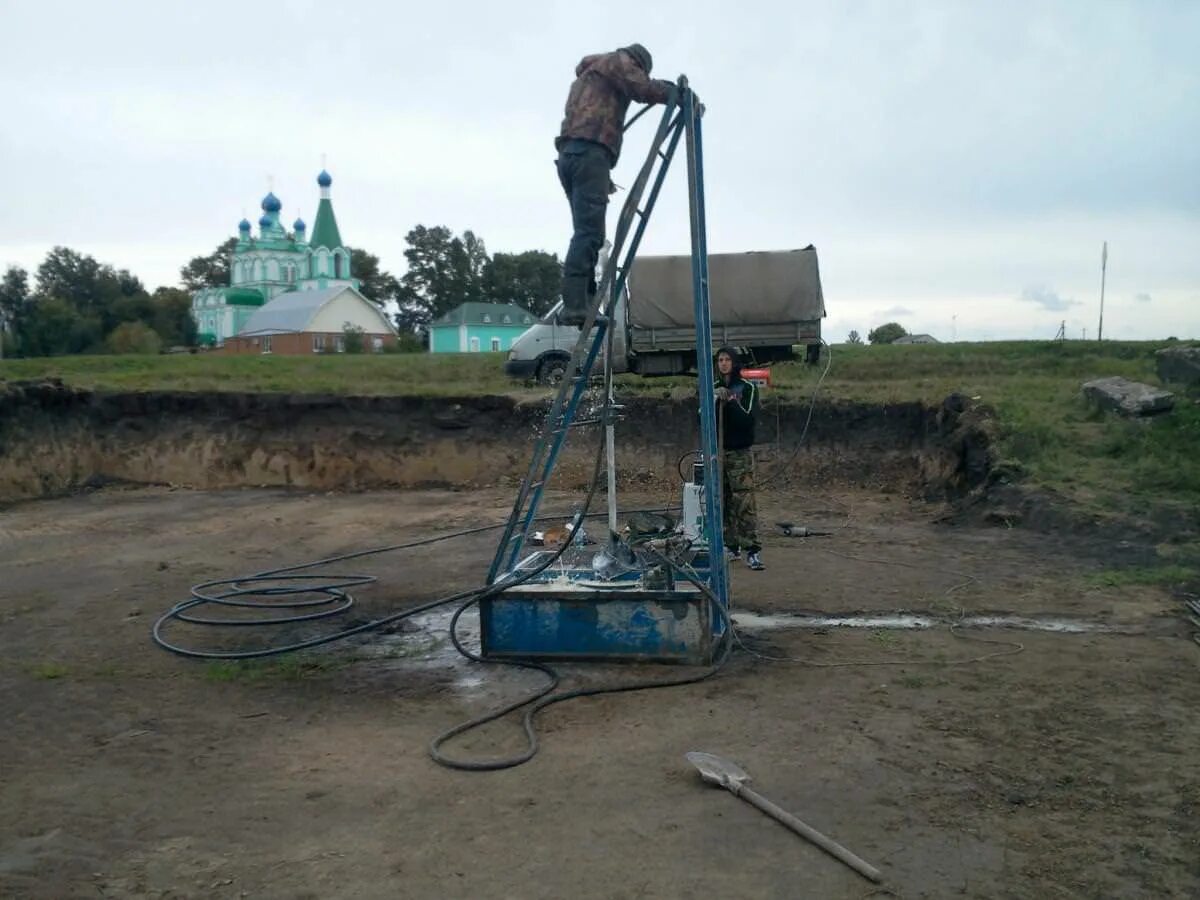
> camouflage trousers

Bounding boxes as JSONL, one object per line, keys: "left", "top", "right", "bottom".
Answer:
{"left": 722, "top": 448, "right": 760, "bottom": 554}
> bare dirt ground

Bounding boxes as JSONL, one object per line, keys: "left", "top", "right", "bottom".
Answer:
{"left": 2, "top": 485, "right": 1198, "bottom": 899}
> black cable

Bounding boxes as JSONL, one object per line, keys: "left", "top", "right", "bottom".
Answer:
{"left": 429, "top": 545, "right": 735, "bottom": 771}
{"left": 151, "top": 507, "right": 678, "bottom": 660}
{"left": 756, "top": 338, "right": 833, "bottom": 490}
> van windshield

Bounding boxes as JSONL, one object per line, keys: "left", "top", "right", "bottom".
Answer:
{"left": 540, "top": 300, "right": 563, "bottom": 325}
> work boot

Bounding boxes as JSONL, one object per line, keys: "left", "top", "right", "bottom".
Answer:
{"left": 746, "top": 552, "right": 765, "bottom": 571}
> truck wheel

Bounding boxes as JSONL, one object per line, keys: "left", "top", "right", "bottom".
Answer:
{"left": 538, "top": 356, "right": 569, "bottom": 386}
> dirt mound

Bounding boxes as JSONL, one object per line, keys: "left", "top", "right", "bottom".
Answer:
{"left": 0, "top": 380, "right": 993, "bottom": 503}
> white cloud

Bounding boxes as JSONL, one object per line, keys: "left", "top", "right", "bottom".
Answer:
{"left": 1020, "top": 285, "right": 1078, "bottom": 311}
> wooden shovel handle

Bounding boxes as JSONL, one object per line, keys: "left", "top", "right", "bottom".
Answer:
{"left": 736, "top": 785, "right": 883, "bottom": 883}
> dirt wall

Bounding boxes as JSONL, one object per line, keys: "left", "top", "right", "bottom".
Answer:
{"left": 0, "top": 380, "right": 991, "bottom": 503}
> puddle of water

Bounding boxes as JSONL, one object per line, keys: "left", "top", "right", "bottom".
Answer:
{"left": 732, "top": 612, "right": 1139, "bottom": 635}
{"left": 352, "top": 606, "right": 489, "bottom": 692}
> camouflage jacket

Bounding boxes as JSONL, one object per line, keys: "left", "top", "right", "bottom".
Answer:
{"left": 557, "top": 50, "right": 673, "bottom": 163}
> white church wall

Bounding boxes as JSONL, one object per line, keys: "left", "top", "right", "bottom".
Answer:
{"left": 309, "top": 291, "right": 394, "bottom": 334}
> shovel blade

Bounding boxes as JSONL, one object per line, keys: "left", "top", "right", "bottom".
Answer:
{"left": 686, "top": 751, "right": 751, "bottom": 790}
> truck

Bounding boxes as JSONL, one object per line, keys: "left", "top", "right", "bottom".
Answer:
{"left": 503, "top": 247, "right": 826, "bottom": 383}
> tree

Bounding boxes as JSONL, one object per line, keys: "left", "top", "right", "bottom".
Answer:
{"left": 0, "top": 266, "right": 30, "bottom": 353}
{"left": 17, "top": 297, "right": 102, "bottom": 357}
{"left": 342, "top": 323, "right": 366, "bottom": 354}
{"left": 180, "top": 237, "right": 238, "bottom": 291}
{"left": 868, "top": 322, "right": 907, "bottom": 345}
{"left": 35, "top": 246, "right": 143, "bottom": 330}
{"left": 107, "top": 321, "right": 163, "bottom": 355}
{"left": 394, "top": 225, "right": 490, "bottom": 332}
{"left": 484, "top": 250, "right": 561, "bottom": 317}
{"left": 847, "top": 329, "right": 863, "bottom": 345}
{"left": 458, "top": 231, "right": 489, "bottom": 303}
{"left": 151, "top": 287, "right": 198, "bottom": 347}
{"left": 35, "top": 247, "right": 102, "bottom": 313}
{"left": 348, "top": 248, "right": 399, "bottom": 307}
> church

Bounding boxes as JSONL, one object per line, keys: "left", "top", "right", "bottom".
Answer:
{"left": 191, "top": 170, "right": 395, "bottom": 352}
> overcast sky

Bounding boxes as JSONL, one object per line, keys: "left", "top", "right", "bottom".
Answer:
{"left": 1, "top": 0, "right": 1196, "bottom": 341}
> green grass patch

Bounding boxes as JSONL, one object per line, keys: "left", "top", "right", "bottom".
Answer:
{"left": 0, "top": 352, "right": 525, "bottom": 398}
{"left": 31, "top": 662, "right": 69, "bottom": 680}
{"left": 202, "top": 654, "right": 344, "bottom": 683}
{"left": 869, "top": 629, "right": 901, "bottom": 648}
{"left": 1085, "top": 565, "right": 1197, "bottom": 588}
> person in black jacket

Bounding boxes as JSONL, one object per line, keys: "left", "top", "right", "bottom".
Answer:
{"left": 714, "top": 347, "right": 763, "bottom": 570}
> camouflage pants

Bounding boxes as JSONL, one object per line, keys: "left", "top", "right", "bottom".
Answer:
{"left": 722, "top": 448, "right": 760, "bottom": 554}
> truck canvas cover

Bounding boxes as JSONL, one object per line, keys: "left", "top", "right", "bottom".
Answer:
{"left": 626, "top": 247, "right": 825, "bottom": 329}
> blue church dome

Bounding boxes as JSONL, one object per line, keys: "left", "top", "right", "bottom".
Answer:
{"left": 261, "top": 192, "right": 282, "bottom": 212}
{"left": 293, "top": 217, "right": 306, "bottom": 231}
{"left": 317, "top": 170, "right": 332, "bottom": 188}
{"left": 259, "top": 214, "right": 272, "bottom": 227}
{"left": 238, "top": 218, "right": 251, "bottom": 231}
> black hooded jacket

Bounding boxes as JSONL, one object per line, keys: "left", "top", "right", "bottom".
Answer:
{"left": 715, "top": 348, "right": 757, "bottom": 451}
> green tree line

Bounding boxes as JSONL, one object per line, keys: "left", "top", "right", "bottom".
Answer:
{"left": 2, "top": 227, "right": 562, "bottom": 358}
{"left": 1, "top": 248, "right": 196, "bottom": 358}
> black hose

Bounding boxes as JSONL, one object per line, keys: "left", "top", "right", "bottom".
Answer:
{"left": 151, "top": 508, "right": 678, "bottom": 660}
{"left": 428, "top": 549, "right": 735, "bottom": 771}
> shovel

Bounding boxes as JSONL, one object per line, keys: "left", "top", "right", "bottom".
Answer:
{"left": 686, "top": 751, "right": 882, "bottom": 884}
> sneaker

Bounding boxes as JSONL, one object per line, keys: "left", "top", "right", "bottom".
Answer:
{"left": 746, "top": 552, "right": 765, "bottom": 571}
{"left": 727, "top": 547, "right": 741, "bottom": 561}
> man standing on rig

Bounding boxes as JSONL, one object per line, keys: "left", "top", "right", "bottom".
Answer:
{"left": 555, "top": 44, "right": 676, "bottom": 326}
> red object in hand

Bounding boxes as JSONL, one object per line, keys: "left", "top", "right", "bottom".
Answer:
{"left": 741, "top": 368, "right": 771, "bottom": 389}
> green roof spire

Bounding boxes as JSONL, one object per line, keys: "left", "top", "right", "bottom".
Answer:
{"left": 309, "top": 169, "right": 343, "bottom": 250}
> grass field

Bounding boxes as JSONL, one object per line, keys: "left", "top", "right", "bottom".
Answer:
{"left": 3, "top": 341, "right": 1198, "bottom": 522}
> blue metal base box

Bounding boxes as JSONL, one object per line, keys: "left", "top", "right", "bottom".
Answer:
{"left": 480, "top": 584, "right": 715, "bottom": 665}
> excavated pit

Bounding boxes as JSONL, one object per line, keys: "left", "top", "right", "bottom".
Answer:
{"left": 0, "top": 380, "right": 993, "bottom": 504}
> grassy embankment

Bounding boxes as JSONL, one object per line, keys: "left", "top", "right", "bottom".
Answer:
{"left": 3, "top": 342, "right": 1198, "bottom": 528}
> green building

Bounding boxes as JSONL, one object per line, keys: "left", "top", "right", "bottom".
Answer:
{"left": 428, "top": 302, "right": 537, "bottom": 353}
{"left": 192, "top": 169, "right": 359, "bottom": 345}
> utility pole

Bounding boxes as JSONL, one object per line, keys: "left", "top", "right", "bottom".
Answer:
{"left": 952, "top": 314, "right": 957, "bottom": 342}
{"left": 1097, "top": 241, "right": 1108, "bottom": 341}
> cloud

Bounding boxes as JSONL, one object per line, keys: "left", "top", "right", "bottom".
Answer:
{"left": 1134, "top": 292, "right": 1152, "bottom": 303}
{"left": 1020, "top": 285, "right": 1079, "bottom": 311}
{"left": 876, "top": 305, "right": 914, "bottom": 318}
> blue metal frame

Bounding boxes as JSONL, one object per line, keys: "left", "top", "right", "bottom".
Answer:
{"left": 487, "top": 101, "right": 686, "bottom": 584}
{"left": 487, "top": 83, "right": 728, "bottom": 644}
{"left": 683, "top": 87, "right": 729, "bottom": 620}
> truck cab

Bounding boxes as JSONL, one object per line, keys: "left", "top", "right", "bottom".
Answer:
{"left": 504, "top": 295, "right": 630, "bottom": 385}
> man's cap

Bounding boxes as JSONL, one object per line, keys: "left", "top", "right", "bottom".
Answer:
{"left": 622, "top": 43, "right": 653, "bottom": 74}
